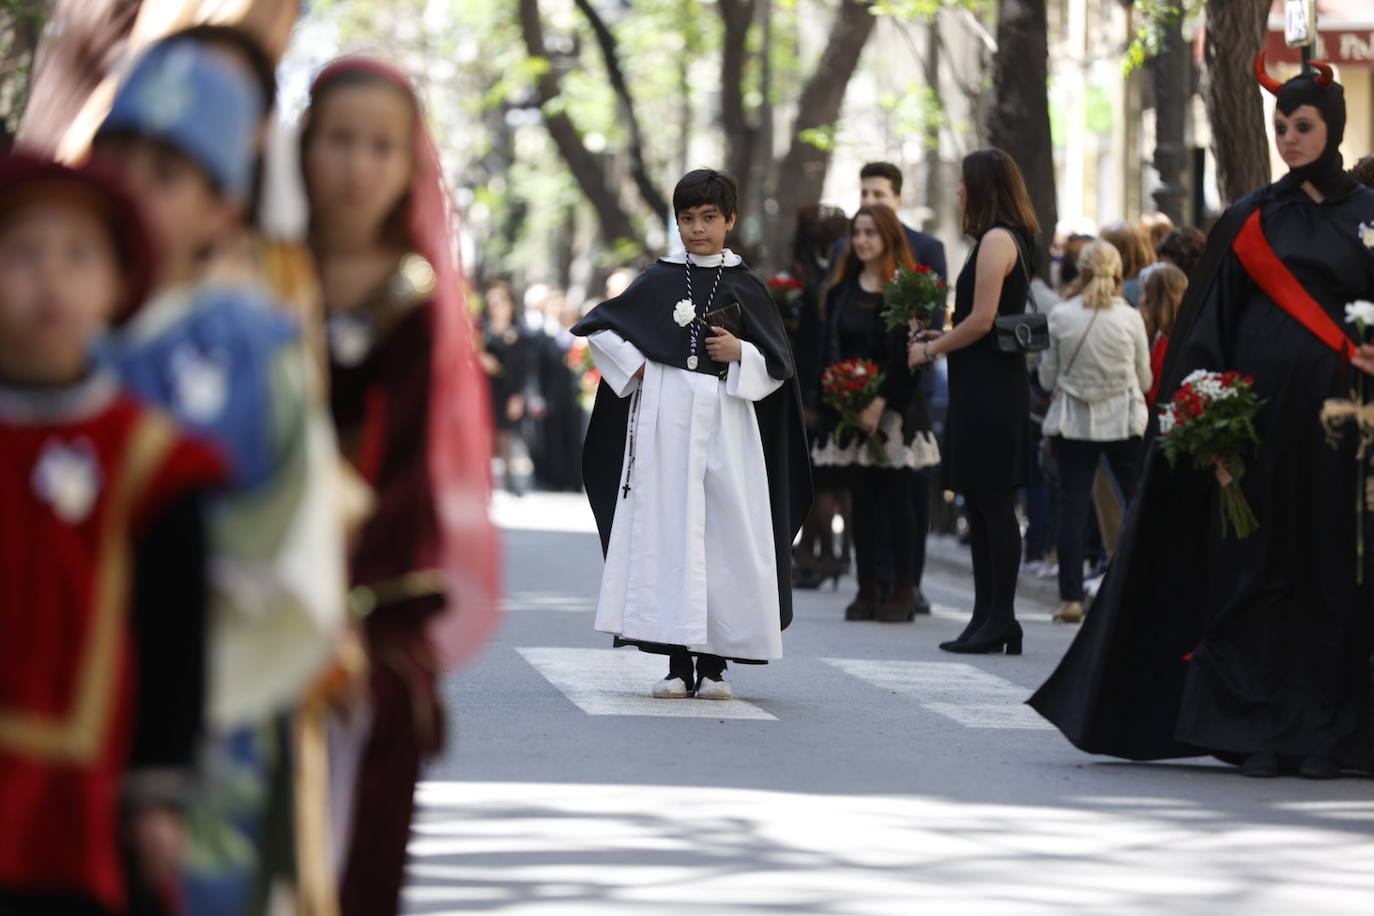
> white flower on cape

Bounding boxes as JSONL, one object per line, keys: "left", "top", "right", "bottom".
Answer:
{"left": 1360, "top": 222, "right": 1374, "bottom": 250}
{"left": 673, "top": 299, "right": 696, "bottom": 327}
{"left": 1345, "top": 300, "right": 1374, "bottom": 329}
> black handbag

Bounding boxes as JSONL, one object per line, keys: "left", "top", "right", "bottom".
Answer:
{"left": 992, "top": 233, "right": 1049, "bottom": 354}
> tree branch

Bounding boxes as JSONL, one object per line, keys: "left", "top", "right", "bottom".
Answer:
{"left": 767, "top": 0, "right": 878, "bottom": 265}
{"left": 573, "top": 0, "right": 667, "bottom": 218}
{"left": 518, "top": 0, "right": 637, "bottom": 245}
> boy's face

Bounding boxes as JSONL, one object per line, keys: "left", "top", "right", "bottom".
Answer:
{"left": 860, "top": 176, "right": 901, "bottom": 211}
{"left": 676, "top": 204, "right": 735, "bottom": 257}
{"left": 91, "top": 134, "right": 235, "bottom": 286}
{"left": 0, "top": 196, "right": 123, "bottom": 385}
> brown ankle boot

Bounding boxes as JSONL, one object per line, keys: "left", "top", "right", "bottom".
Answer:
{"left": 845, "top": 573, "right": 879, "bottom": 620}
{"left": 877, "top": 575, "right": 918, "bottom": 622}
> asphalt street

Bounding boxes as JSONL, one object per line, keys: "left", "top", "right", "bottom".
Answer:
{"left": 405, "top": 491, "right": 1374, "bottom": 915}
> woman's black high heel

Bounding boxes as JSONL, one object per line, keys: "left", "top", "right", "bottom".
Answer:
{"left": 940, "top": 620, "right": 1022, "bottom": 655}
{"left": 939, "top": 609, "right": 987, "bottom": 651}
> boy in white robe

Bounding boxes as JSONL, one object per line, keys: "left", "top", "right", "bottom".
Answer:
{"left": 572, "top": 169, "right": 812, "bottom": 699}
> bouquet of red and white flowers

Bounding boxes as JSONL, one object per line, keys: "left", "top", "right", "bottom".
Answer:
{"left": 767, "top": 273, "right": 803, "bottom": 308}
{"left": 1159, "top": 369, "right": 1263, "bottom": 539}
{"left": 821, "top": 358, "right": 888, "bottom": 464}
{"left": 881, "top": 264, "right": 947, "bottom": 333}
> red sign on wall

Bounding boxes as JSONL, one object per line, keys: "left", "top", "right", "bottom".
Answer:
{"left": 1266, "top": 29, "right": 1374, "bottom": 66}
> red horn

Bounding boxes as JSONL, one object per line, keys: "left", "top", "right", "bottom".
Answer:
{"left": 1309, "top": 60, "right": 1335, "bottom": 88}
{"left": 1253, "top": 51, "right": 1283, "bottom": 96}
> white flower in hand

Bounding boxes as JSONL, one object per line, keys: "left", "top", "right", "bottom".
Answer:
{"left": 673, "top": 299, "right": 696, "bottom": 327}
{"left": 1345, "top": 300, "right": 1374, "bottom": 331}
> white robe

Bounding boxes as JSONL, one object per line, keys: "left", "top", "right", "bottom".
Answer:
{"left": 588, "top": 329, "right": 785, "bottom": 660}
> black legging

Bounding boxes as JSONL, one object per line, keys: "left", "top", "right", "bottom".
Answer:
{"left": 849, "top": 466, "right": 915, "bottom": 583}
{"left": 912, "top": 468, "right": 932, "bottom": 586}
{"left": 963, "top": 487, "right": 1021, "bottom": 626}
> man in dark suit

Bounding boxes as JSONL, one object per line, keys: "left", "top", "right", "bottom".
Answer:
{"left": 832, "top": 161, "right": 948, "bottom": 616}
{"left": 829, "top": 161, "right": 948, "bottom": 282}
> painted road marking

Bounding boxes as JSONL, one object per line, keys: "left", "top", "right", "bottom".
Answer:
{"left": 517, "top": 647, "right": 777, "bottom": 720}
{"left": 823, "top": 658, "right": 1053, "bottom": 730}
{"left": 502, "top": 591, "right": 596, "bottom": 613}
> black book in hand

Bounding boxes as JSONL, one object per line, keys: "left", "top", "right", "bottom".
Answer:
{"left": 703, "top": 302, "right": 744, "bottom": 339}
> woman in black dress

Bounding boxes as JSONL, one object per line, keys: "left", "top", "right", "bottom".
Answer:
{"left": 814, "top": 205, "right": 941, "bottom": 621}
{"left": 1032, "top": 59, "right": 1374, "bottom": 779}
{"left": 909, "top": 149, "right": 1039, "bottom": 653}
{"left": 480, "top": 280, "right": 529, "bottom": 493}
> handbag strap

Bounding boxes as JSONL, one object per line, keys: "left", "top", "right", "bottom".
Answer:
{"left": 1061, "top": 306, "right": 1100, "bottom": 378}
{"left": 1007, "top": 230, "right": 1039, "bottom": 315}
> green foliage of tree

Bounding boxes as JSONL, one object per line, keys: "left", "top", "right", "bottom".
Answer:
{"left": 0, "top": 0, "right": 50, "bottom": 136}
{"left": 1124, "top": 0, "right": 1202, "bottom": 72}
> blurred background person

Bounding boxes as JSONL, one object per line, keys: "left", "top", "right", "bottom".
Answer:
{"left": 1038, "top": 240, "right": 1151, "bottom": 625}
{"left": 1101, "top": 223, "right": 1155, "bottom": 307}
{"left": 788, "top": 203, "right": 853, "bottom": 589}
{"left": 480, "top": 280, "right": 531, "bottom": 495}
{"left": 1140, "top": 262, "right": 1189, "bottom": 408}
{"left": 1156, "top": 226, "right": 1207, "bottom": 280}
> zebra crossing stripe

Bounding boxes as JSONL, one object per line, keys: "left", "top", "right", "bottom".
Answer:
{"left": 823, "top": 658, "right": 1052, "bottom": 730}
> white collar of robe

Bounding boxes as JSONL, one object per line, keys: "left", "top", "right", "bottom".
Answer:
{"left": 662, "top": 249, "right": 742, "bottom": 268}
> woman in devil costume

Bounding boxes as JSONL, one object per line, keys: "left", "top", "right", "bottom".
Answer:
{"left": 1030, "top": 56, "right": 1374, "bottom": 779}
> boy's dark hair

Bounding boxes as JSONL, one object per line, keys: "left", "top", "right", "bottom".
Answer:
{"left": 860, "top": 161, "right": 903, "bottom": 196}
{"left": 1352, "top": 154, "right": 1374, "bottom": 189}
{"left": 673, "top": 169, "right": 738, "bottom": 219}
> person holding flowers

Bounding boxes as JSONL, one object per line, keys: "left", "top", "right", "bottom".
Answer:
{"left": 814, "top": 205, "right": 940, "bottom": 622}
{"left": 908, "top": 150, "right": 1039, "bottom": 654}
{"left": 1032, "top": 57, "right": 1374, "bottom": 780}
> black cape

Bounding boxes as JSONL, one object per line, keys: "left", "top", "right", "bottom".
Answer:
{"left": 1029, "top": 174, "right": 1374, "bottom": 769}
{"left": 572, "top": 256, "right": 813, "bottom": 657}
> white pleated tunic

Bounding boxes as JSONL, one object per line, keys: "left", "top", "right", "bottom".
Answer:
{"left": 588, "top": 328, "right": 785, "bottom": 660}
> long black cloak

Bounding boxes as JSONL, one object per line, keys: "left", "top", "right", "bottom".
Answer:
{"left": 572, "top": 257, "right": 813, "bottom": 652}
{"left": 1029, "top": 174, "right": 1374, "bottom": 769}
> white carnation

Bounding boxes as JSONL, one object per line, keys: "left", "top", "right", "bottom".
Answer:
{"left": 1345, "top": 300, "right": 1374, "bottom": 330}
{"left": 673, "top": 299, "right": 696, "bottom": 327}
{"left": 1159, "top": 407, "right": 1176, "bottom": 434}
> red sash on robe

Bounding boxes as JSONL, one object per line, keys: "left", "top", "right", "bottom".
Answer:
{"left": 1232, "top": 209, "right": 1356, "bottom": 362}
{"left": 0, "top": 394, "right": 222, "bottom": 912}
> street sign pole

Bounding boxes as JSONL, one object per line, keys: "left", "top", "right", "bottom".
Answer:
{"left": 1285, "top": 0, "right": 1318, "bottom": 74}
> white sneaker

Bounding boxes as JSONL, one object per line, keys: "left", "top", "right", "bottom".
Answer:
{"left": 1036, "top": 562, "right": 1059, "bottom": 579}
{"left": 652, "top": 676, "right": 691, "bottom": 699}
{"left": 695, "top": 677, "right": 733, "bottom": 701}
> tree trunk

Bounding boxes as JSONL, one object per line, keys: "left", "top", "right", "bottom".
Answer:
{"left": 519, "top": 0, "right": 637, "bottom": 247}
{"left": 573, "top": 0, "right": 667, "bottom": 219}
{"left": 766, "top": 0, "right": 877, "bottom": 273}
{"left": 718, "top": 0, "right": 759, "bottom": 222}
{"left": 987, "top": 0, "right": 1057, "bottom": 268}
{"left": 1203, "top": 0, "right": 1270, "bottom": 206}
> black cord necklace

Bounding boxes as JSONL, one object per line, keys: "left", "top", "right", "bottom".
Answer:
{"left": 684, "top": 254, "right": 725, "bottom": 370}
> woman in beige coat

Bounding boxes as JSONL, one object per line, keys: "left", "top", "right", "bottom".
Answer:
{"left": 1039, "top": 241, "right": 1152, "bottom": 623}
